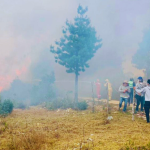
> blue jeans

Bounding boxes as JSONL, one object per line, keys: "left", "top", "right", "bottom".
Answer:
{"left": 136, "top": 95, "right": 144, "bottom": 111}
{"left": 119, "top": 97, "right": 128, "bottom": 112}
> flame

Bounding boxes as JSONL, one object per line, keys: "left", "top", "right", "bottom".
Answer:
{"left": 16, "top": 66, "right": 27, "bottom": 76}
{"left": 0, "top": 57, "right": 31, "bottom": 92}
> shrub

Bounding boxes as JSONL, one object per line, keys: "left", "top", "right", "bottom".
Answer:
{"left": 44, "top": 96, "right": 88, "bottom": 111}
{"left": 18, "top": 102, "right": 27, "bottom": 109}
{"left": 45, "top": 98, "right": 75, "bottom": 110}
{"left": 15, "top": 102, "right": 26, "bottom": 109}
{"left": 45, "top": 102, "right": 54, "bottom": 110}
{"left": 0, "top": 102, "right": 2, "bottom": 114}
{"left": 0, "top": 99, "right": 14, "bottom": 115}
{"left": 8, "top": 130, "right": 48, "bottom": 150}
{"left": 60, "top": 98, "right": 74, "bottom": 109}
{"left": 77, "top": 101, "right": 88, "bottom": 110}
{"left": 44, "top": 96, "right": 75, "bottom": 110}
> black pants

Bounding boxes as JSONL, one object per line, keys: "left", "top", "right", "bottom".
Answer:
{"left": 144, "top": 101, "right": 150, "bottom": 123}
{"left": 136, "top": 95, "right": 144, "bottom": 111}
{"left": 129, "top": 88, "right": 133, "bottom": 104}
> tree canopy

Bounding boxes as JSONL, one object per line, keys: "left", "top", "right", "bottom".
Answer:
{"left": 50, "top": 5, "right": 102, "bottom": 76}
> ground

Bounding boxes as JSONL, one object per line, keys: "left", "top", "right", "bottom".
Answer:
{"left": 0, "top": 101, "right": 150, "bottom": 150}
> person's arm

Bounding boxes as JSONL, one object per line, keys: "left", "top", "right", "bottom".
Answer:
{"left": 127, "top": 87, "right": 131, "bottom": 93}
{"left": 136, "top": 87, "right": 146, "bottom": 93}
{"left": 119, "top": 86, "right": 124, "bottom": 93}
{"left": 133, "top": 82, "right": 136, "bottom": 87}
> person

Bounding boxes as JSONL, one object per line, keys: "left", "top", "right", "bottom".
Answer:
{"left": 128, "top": 78, "right": 135, "bottom": 105}
{"left": 136, "top": 79, "right": 150, "bottom": 123}
{"left": 119, "top": 80, "right": 130, "bottom": 112}
{"left": 135, "top": 77, "right": 145, "bottom": 112}
{"left": 104, "top": 79, "right": 112, "bottom": 101}
{"left": 95, "top": 79, "right": 101, "bottom": 100}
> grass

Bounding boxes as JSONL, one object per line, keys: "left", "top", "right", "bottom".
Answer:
{"left": 0, "top": 104, "right": 150, "bottom": 150}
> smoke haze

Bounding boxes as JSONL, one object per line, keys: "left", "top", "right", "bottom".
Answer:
{"left": 0, "top": 0, "right": 150, "bottom": 99}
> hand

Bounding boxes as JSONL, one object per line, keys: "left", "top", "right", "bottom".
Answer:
{"left": 138, "top": 93, "right": 141, "bottom": 96}
{"left": 123, "top": 90, "right": 127, "bottom": 93}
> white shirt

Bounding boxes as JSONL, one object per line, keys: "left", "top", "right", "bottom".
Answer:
{"left": 136, "top": 86, "right": 150, "bottom": 101}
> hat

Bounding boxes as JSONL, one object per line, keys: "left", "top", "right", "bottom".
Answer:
{"left": 138, "top": 76, "right": 143, "bottom": 80}
{"left": 138, "top": 76, "right": 143, "bottom": 82}
{"left": 123, "top": 80, "right": 128, "bottom": 84}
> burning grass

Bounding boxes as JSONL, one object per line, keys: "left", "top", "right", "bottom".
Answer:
{"left": 0, "top": 105, "right": 150, "bottom": 150}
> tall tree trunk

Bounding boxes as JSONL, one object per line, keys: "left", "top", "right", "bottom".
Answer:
{"left": 75, "top": 73, "right": 78, "bottom": 105}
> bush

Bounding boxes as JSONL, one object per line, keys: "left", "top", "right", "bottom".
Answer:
{"left": 77, "top": 101, "right": 88, "bottom": 110}
{"left": 0, "top": 102, "right": 2, "bottom": 114}
{"left": 45, "top": 102, "right": 54, "bottom": 110}
{"left": 45, "top": 98, "right": 75, "bottom": 110}
{"left": 18, "top": 102, "right": 26, "bottom": 109}
{"left": 45, "top": 99, "right": 88, "bottom": 111}
{"left": 0, "top": 99, "right": 14, "bottom": 115}
{"left": 13, "top": 101, "right": 27, "bottom": 109}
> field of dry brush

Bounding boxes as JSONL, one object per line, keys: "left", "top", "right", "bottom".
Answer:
{"left": 0, "top": 104, "right": 150, "bottom": 150}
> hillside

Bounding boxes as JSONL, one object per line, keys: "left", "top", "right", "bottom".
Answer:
{"left": 0, "top": 104, "right": 150, "bottom": 150}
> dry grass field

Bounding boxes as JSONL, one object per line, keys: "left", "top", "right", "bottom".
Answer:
{"left": 0, "top": 104, "right": 150, "bottom": 150}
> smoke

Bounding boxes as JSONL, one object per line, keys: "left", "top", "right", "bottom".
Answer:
{"left": 0, "top": 0, "right": 150, "bottom": 99}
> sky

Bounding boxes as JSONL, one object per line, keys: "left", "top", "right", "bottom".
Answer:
{"left": 0, "top": 0, "right": 150, "bottom": 92}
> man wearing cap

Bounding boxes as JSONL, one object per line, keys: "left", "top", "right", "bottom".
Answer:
{"left": 119, "top": 81, "right": 130, "bottom": 112}
{"left": 135, "top": 76, "right": 145, "bottom": 112}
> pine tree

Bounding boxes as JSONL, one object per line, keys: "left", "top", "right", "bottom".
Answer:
{"left": 50, "top": 5, "right": 102, "bottom": 104}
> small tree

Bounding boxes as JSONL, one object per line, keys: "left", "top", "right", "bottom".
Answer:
{"left": 50, "top": 5, "right": 102, "bottom": 104}
{"left": 30, "top": 72, "right": 56, "bottom": 105}
{"left": 132, "top": 29, "right": 150, "bottom": 78}
{"left": 0, "top": 99, "right": 14, "bottom": 115}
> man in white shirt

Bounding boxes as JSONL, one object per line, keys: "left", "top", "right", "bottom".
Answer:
{"left": 135, "top": 77, "right": 145, "bottom": 112}
{"left": 136, "top": 79, "right": 150, "bottom": 123}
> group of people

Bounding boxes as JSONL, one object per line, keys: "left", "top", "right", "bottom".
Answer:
{"left": 96, "top": 79, "right": 113, "bottom": 101}
{"left": 119, "top": 77, "right": 150, "bottom": 123}
{"left": 95, "top": 77, "right": 150, "bottom": 123}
